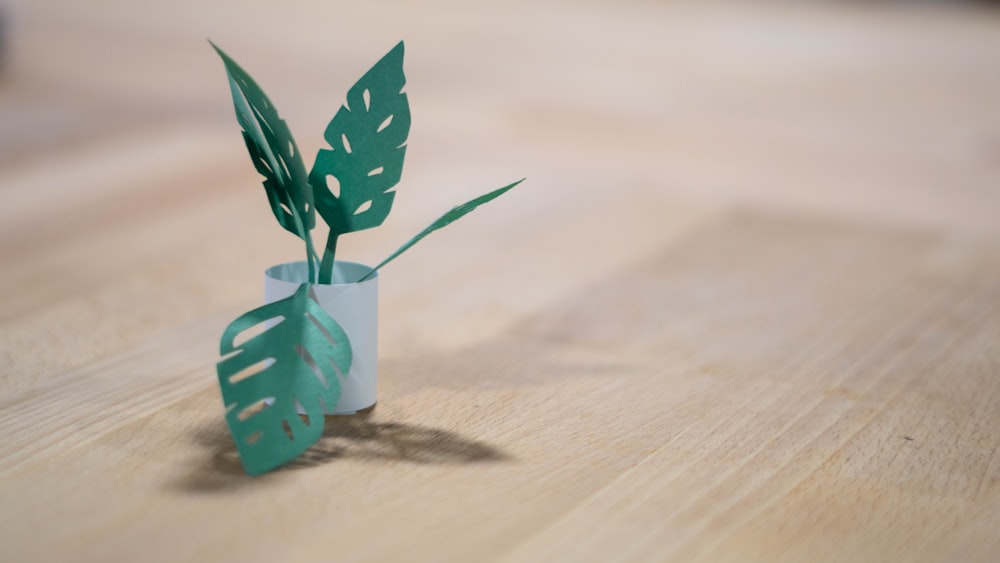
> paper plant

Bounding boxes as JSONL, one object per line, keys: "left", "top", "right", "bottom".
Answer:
{"left": 212, "top": 40, "right": 523, "bottom": 475}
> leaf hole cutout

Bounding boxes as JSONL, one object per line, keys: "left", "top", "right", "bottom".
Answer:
{"left": 254, "top": 155, "right": 274, "bottom": 174}
{"left": 341, "top": 133, "right": 352, "bottom": 154}
{"left": 354, "top": 200, "right": 373, "bottom": 215}
{"left": 377, "top": 114, "right": 394, "bottom": 133}
{"left": 331, "top": 358, "right": 347, "bottom": 380}
{"left": 232, "top": 317, "right": 283, "bottom": 347}
{"left": 326, "top": 175, "right": 341, "bottom": 199}
{"left": 246, "top": 431, "right": 263, "bottom": 445}
{"left": 306, "top": 313, "right": 341, "bottom": 347}
{"left": 237, "top": 399, "right": 271, "bottom": 421}
{"left": 228, "top": 359, "right": 271, "bottom": 384}
{"left": 367, "top": 166, "right": 384, "bottom": 177}
{"left": 294, "top": 400, "right": 311, "bottom": 425}
{"left": 279, "top": 203, "right": 293, "bottom": 217}
{"left": 295, "top": 344, "right": 329, "bottom": 388}
{"left": 362, "top": 88, "right": 371, "bottom": 111}
{"left": 288, "top": 140, "right": 295, "bottom": 158}
{"left": 282, "top": 419, "right": 293, "bottom": 440}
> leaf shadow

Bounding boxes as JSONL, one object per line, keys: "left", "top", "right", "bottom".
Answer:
{"left": 172, "top": 407, "right": 508, "bottom": 493}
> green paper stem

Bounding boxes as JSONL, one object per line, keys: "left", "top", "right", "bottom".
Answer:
{"left": 318, "top": 232, "right": 339, "bottom": 284}
{"left": 358, "top": 179, "right": 524, "bottom": 282}
{"left": 294, "top": 207, "right": 318, "bottom": 283}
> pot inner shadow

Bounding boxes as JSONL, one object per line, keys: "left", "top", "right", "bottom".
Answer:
{"left": 175, "top": 409, "right": 508, "bottom": 493}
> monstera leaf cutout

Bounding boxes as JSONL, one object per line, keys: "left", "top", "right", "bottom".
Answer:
{"left": 212, "top": 42, "right": 319, "bottom": 279}
{"left": 217, "top": 284, "right": 352, "bottom": 475}
{"left": 309, "top": 41, "right": 411, "bottom": 282}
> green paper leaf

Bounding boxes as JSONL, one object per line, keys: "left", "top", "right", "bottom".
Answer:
{"left": 309, "top": 40, "right": 411, "bottom": 244}
{"left": 211, "top": 41, "right": 316, "bottom": 244}
{"left": 216, "top": 284, "right": 352, "bottom": 476}
{"left": 358, "top": 179, "right": 524, "bottom": 282}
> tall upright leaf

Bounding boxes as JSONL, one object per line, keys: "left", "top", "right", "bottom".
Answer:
{"left": 309, "top": 41, "right": 411, "bottom": 282}
{"left": 211, "top": 42, "right": 319, "bottom": 280}
{"left": 217, "top": 284, "right": 352, "bottom": 475}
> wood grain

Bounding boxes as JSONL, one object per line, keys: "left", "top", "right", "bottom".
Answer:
{"left": 2, "top": 1, "right": 999, "bottom": 561}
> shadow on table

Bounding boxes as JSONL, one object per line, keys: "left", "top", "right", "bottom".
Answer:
{"left": 173, "top": 408, "right": 508, "bottom": 493}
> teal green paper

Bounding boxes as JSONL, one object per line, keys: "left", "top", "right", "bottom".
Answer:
{"left": 213, "top": 41, "right": 410, "bottom": 284}
{"left": 211, "top": 41, "right": 319, "bottom": 282}
{"left": 358, "top": 179, "right": 525, "bottom": 282}
{"left": 217, "top": 284, "right": 352, "bottom": 475}
{"left": 309, "top": 41, "right": 411, "bottom": 283}
{"left": 213, "top": 41, "right": 525, "bottom": 474}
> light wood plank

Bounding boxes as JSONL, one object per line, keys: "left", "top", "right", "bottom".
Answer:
{"left": 2, "top": 1, "right": 1000, "bottom": 561}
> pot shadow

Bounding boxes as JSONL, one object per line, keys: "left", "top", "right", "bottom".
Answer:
{"left": 174, "top": 408, "right": 508, "bottom": 493}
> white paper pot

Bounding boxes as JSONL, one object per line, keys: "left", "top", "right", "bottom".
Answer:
{"left": 264, "top": 260, "right": 378, "bottom": 415}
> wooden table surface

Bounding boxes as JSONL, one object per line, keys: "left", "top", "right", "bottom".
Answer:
{"left": 2, "top": 1, "right": 1000, "bottom": 561}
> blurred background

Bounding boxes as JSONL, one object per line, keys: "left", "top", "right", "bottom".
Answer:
{"left": 1, "top": 0, "right": 999, "bottom": 346}
{"left": 3, "top": 3, "right": 1000, "bottom": 560}
{"left": 3, "top": 2, "right": 1000, "bottom": 234}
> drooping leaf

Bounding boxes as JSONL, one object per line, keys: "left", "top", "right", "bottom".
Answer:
{"left": 211, "top": 41, "right": 316, "bottom": 244}
{"left": 358, "top": 179, "right": 524, "bottom": 282}
{"left": 217, "top": 284, "right": 352, "bottom": 475}
{"left": 309, "top": 40, "right": 411, "bottom": 276}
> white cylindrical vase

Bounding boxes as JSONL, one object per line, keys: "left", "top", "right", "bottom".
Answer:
{"left": 263, "top": 260, "right": 378, "bottom": 415}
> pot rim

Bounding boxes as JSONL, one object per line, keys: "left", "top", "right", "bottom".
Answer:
{"left": 264, "top": 260, "right": 378, "bottom": 286}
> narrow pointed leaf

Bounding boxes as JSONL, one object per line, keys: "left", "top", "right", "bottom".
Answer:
{"left": 217, "top": 284, "right": 352, "bottom": 475}
{"left": 309, "top": 41, "right": 411, "bottom": 239}
{"left": 358, "top": 179, "right": 524, "bottom": 282}
{"left": 211, "top": 41, "right": 315, "bottom": 240}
